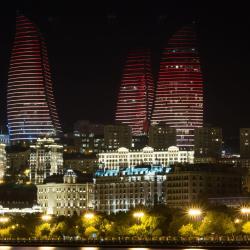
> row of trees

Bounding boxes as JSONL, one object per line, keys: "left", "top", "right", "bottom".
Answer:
{"left": 1, "top": 205, "right": 250, "bottom": 239}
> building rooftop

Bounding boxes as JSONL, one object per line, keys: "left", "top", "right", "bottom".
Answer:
{"left": 64, "top": 152, "right": 97, "bottom": 160}
{"left": 43, "top": 169, "right": 93, "bottom": 184}
{"left": 169, "top": 163, "right": 245, "bottom": 174}
{"left": 95, "top": 164, "right": 171, "bottom": 177}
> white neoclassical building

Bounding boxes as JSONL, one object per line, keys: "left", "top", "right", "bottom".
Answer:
{"left": 98, "top": 146, "right": 194, "bottom": 169}
{"left": 37, "top": 169, "right": 94, "bottom": 216}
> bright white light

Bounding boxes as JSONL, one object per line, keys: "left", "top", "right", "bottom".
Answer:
{"left": 133, "top": 211, "right": 145, "bottom": 218}
{"left": 241, "top": 207, "right": 250, "bottom": 214}
{"left": 41, "top": 214, "right": 52, "bottom": 222}
{"left": 0, "top": 216, "right": 9, "bottom": 223}
{"left": 84, "top": 212, "right": 94, "bottom": 219}
{"left": 188, "top": 208, "right": 202, "bottom": 217}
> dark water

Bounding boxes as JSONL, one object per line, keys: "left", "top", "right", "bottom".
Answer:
{"left": 1, "top": 247, "right": 250, "bottom": 250}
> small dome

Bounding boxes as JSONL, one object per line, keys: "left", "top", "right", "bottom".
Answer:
{"left": 142, "top": 146, "right": 154, "bottom": 152}
{"left": 64, "top": 169, "right": 77, "bottom": 177}
{"left": 117, "top": 147, "right": 129, "bottom": 153}
{"left": 168, "top": 146, "right": 179, "bottom": 152}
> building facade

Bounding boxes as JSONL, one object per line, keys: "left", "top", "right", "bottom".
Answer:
{"left": 151, "top": 25, "right": 203, "bottom": 150}
{"left": 7, "top": 15, "right": 61, "bottom": 143}
{"left": 0, "top": 144, "right": 7, "bottom": 183}
{"left": 166, "top": 164, "right": 243, "bottom": 208}
{"left": 94, "top": 165, "right": 168, "bottom": 214}
{"left": 64, "top": 153, "right": 98, "bottom": 174}
{"left": 30, "top": 138, "right": 63, "bottom": 184}
{"left": 98, "top": 146, "right": 194, "bottom": 169}
{"left": 37, "top": 169, "right": 94, "bottom": 216}
{"left": 73, "top": 120, "right": 104, "bottom": 153}
{"left": 6, "top": 147, "right": 30, "bottom": 183}
{"left": 104, "top": 124, "right": 132, "bottom": 149}
{"left": 115, "top": 49, "right": 154, "bottom": 135}
{"left": 148, "top": 123, "right": 176, "bottom": 150}
{"left": 240, "top": 128, "right": 250, "bottom": 159}
{"left": 194, "top": 127, "right": 222, "bottom": 163}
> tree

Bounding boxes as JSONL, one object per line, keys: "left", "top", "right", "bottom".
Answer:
{"left": 242, "top": 221, "right": 250, "bottom": 234}
{"left": 198, "top": 211, "right": 236, "bottom": 236}
{"left": 50, "top": 222, "right": 67, "bottom": 239}
{"left": 179, "top": 223, "right": 198, "bottom": 238}
{"left": 0, "top": 227, "right": 10, "bottom": 238}
{"left": 85, "top": 226, "right": 98, "bottom": 239}
{"left": 35, "top": 223, "right": 51, "bottom": 239}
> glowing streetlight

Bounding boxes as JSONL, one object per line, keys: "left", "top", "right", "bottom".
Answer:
{"left": 240, "top": 206, "right": 250, "bottom": 219}
{"left": 234, "top": 218, "right": 241, "bottom": 224}
{"left": 133, "top": 211, "right": 145, "bottom": 219}
{"left": 41, "top": 214, "right": 52, "bottom": 222}
{"left": 187, "top": 208, "right": 202, "bottom": 218}
{"left": 84, "top": 212, "right": 95, "bottom": 220}
{"left": 0, "top": 216, "right": 9, "bottom": 224}
{"left": 133, "top": 211, "right": 144, "bottom": 223}
{"left": 240, "top": 207, "right": 250, "bottom": 215}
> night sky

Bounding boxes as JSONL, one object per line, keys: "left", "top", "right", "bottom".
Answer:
{"left": 0, "top": 1, "right": 249, "bottom": 151}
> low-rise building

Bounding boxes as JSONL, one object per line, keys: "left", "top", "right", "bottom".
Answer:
{"left": 148, "top": 123, "right": 176, "bottom": 150}
{"left": 37, "top": 169, "right": 94, "bottom": 216}
{"left": 0, "top": 144, "right": 6, "bottom": 183}
{"left": 165, "top": 164, "right": 244, "bottom": 208}
{"left": 64, "top": 153, "right": 98, "bottom": 174}
{"left": 98, "top": 146, "right": 194, "bottom": 169}
{"left": 104, "top": 124, "right": 132, "bottom": 150}
{"left": 6, "top": 146, "right": 30, "bottom": 183}
{"left": 194, "top": 127, "right": 222, "bottom": 163}
{"left": 73, "top": 120, "right": 105, "bottom": 153}
{"left": 94, "top": 165, "right": 169, "bottom": 214}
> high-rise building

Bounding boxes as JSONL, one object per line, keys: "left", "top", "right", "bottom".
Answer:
{"left": 30, "top": 138, "right": 63, "bottom": 184}
{"left": 115, "top": 49, "right": 154, "bottom": 135}
{"left": 151, "top": 25, "right": 203, "bottom": 150}
{"left": 194, "top": 127, "right": 222, "bottom": 163}
{"left": 148, "top": 123, "right": 176, "bottom": 150}
{"left": 0, "top": 144, "right": 7, "bottom": 183}
{"left": 7, "top": 15, "right": 61, "bottom": 143}
{"left": 104, "top": 124, "right": 132, "bottom": 149}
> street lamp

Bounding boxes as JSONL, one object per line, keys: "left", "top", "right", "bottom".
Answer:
{"left": 187, "top": 208, "right": 202, "bottom": 219}
{"left": 84, "top": 212, "right": 95, "bottom": 220}
{"left": 0, "top": 216, "right": 9, "bottom": 224}
{"left": 133, "top": 211, "right": 144, "bottom": 223}
{"left": 41, "top": 214, "right": 52, "bottom": 222}
{"left": 240, "top": 207, "right": 250, "bottom": 220}
{"left": 234, "top": 218, "right": 241, "bottom": 224}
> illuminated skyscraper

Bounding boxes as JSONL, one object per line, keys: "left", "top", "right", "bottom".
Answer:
{"left": 115, "top": 49, "right": 154, "bottom": 135}
{"left": 7, "top": 15, "right": 61, "bottom": 143}
{"left": 151, "top": 25, "right": 203, "bottom": 149}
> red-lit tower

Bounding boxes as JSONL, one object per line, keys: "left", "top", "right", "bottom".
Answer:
{"left": 7, "top": 15, "right": 62, "bottom": 143}
{"left": 115, "top": 49, "right": 154, "bottom": 135}
{"left": 151, "top": 25, "right": 203, "bottom": 149}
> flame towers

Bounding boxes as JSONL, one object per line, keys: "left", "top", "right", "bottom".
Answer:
{"left": 7, "top": 15, "right": 62, "bottom": 143}
{"left": 115, "top": 49, "right": 154, "bottom": 135}
{"left": 151, "top": 25, "right": 203, "bottom": 149}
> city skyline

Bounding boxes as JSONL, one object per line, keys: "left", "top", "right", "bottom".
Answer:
{"left": 0, "top": 2, "right": 249, "bottom": 150}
